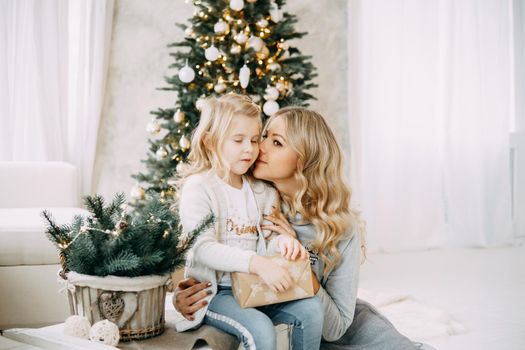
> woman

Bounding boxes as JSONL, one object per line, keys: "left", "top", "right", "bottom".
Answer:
{"left": 174, "top": 107, "right": 418, "bottom": 349}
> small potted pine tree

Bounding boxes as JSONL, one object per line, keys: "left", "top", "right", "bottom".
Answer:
{"left": 42, "top": 193, "right": 211, "bottom": 341}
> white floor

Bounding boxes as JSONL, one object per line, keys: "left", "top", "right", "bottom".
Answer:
{"left": 359, "top": 246, "right": 525, "bottom": 350}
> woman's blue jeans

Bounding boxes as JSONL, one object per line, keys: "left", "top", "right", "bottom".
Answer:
{"left": 203, "top": 287, "right": 324, "bottom": 350}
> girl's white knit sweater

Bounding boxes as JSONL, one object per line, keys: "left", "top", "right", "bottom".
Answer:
{"left": 175, "top": 172, "right": 278, "bottom": 332}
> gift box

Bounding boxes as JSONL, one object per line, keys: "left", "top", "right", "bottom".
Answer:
{"left": 231, "top": 255, "right": 314, "bottom": 308}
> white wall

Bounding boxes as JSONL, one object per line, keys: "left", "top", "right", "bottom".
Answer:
{"left": 93, "top": 0, "right": 348, "bottom": 198}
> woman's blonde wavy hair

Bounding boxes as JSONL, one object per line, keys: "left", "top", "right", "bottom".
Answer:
{"left": 177, "top": 93, "right": 261, "bottom": 185}
{"left": 266, "top": 107, "right": 367, "bottom": 275}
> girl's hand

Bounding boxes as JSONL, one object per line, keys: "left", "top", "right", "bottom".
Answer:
{"left": 261, "top": 213, "right": 298, "bottom": 238}
{"left": 276, "top": 234, "right": 309, "bottom": 261}
{"left": 249, "top": 255, "right": 293, "bottom": 292}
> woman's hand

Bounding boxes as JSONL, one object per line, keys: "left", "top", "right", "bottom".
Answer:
{"left": 262, "top": 213, "right": 297, "bottom": 238}
{"left": 276, "top": 234, "right": 309, "bottom": 261}
{"left": 249, "top": 255, "right": 293, "bottom": 292}
{"left": 173, "top": 278, "right": 212, "bottom": 321}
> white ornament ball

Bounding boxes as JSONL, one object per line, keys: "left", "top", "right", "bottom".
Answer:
{"left": 156, "top": 147, "right": 168, "bottom": 160}
{"left": 89, "top": 320, "right": 120, "bottom": 346}
{"left": 130, "top": 185, "right": 145, "bottom": 200}
{"left": 256, "top": 19, "right": 269, "bottom": 28}
{"left": 263, "top": 100, "right": 279, "bottom": 116}
{"left": 205, "top": 45, "right": 220, "bottom": 61}
{"left": 146, "top": 119, "right": 161, "bottom": 134}
{"left": 174, "top": 109, "right": 185, "bottom": 123}
{"left": 247, "top": 36, "right": 264, "bottom": 52}
{"left": 230, "top": 44, "right": 242, "bottom": 55}
{"left": 264, "top": 86, "right": 279, "bottom": 101}
{"left": 230, "top": 0, "right": 244, "bottom": 11}
{"left": 268, "top": 62, "right": 281, "bottom": 72}
{"left": 196, "top": 97, "right": 206, "bottom": 111}
{"left": 214, "top": 20, "right": 230, "bottom": 35}
{"left": 214, "top": 83, "right": 226, "bottom": 93}
{"left": 234, "top": 32, "right": 248, "bottom": 45}
{"left": 178, "top": 64, "right": 195, "bottom": 83}
{"left": 179, "top": 135, "right": 191, "bottom": 149}
{"left": 64, "top": 315, "right": 91, "bottom": 339}
{"left": 239, "top": 64, "right": 251, "bottom": 88}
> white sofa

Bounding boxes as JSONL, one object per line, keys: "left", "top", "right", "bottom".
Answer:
{"left": 0, "top": 162, "right": 88, "bottom": 329}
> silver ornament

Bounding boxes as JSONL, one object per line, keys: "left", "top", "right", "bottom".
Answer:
{"left": 146, "top": 119, "right": 161, "bottom": 134}
{"left": 174, "top": 109, "right": 185, "bottom": 123}
{"left": 156, "top": 147, "right": 168, "bottom": 160}
{"left": 179, "top": 135, "right": 191, "bottom": 149}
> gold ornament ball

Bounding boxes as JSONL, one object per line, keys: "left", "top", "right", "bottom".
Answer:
{"left": 174, "top": 109, "right": 185, "bottom": 123}
{"left": 196, "top": 97, "right": 206, "bottom": 111}
{"left": 230, "top": 44, "right": 242, "bottom": 55}
{"left": 179, "top": 135, "right": 191, "bottom": 149}
{"left": 130, "top": 185, "right": 145, "bottom": 200}
{"left": 176, "top": 162, "right": 186, "bottom": 173}
{"left": 146, "top": 119, "right": 161, "bottom": 134}
{"left": 214, "top": 83, "right": 227, "bottom": 93}
{"left": 156, "top": 147, "right": 168, "bottom": 160}
{"left": 256, "top": 46, "right": 270, "bottom": 59}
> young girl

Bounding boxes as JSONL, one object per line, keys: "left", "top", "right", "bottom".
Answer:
{"left": 175, "top": 93, "right": 324, "bottom": 350}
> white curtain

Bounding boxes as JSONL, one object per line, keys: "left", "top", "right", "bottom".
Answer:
{"left": 0, "top": 0, "right": 114, "bottom": 195}
{"left": 348, "top": 0, "right": 514, "bottom": 251}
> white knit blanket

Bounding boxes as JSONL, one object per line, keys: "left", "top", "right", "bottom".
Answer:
{"left": 357, "top": 289, "right": 468, "bottom": 341}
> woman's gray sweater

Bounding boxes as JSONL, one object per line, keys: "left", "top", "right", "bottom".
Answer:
{"left": 290, "top": 216, "right": 361, "bottom": 342}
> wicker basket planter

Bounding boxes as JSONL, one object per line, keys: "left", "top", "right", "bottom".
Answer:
{"left": 63, "top": 271, "right": 171, "bottom": 341}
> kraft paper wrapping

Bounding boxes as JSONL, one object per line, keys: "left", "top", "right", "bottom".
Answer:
{"left": 231, "top": 255, "right": 314, "bottom": 308}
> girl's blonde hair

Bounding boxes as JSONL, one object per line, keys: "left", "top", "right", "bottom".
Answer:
{"left": 266, "top": 107, "right": 367, "bottom": 275}
{"left": 178, "top": 93, "right": 261, "bottom": 183}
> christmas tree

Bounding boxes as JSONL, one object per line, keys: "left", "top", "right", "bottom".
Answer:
{"left": 131, "top": 0, "right": 317, "bottom": 202}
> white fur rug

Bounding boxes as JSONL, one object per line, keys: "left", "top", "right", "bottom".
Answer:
{"left": 358, "top": 289, "right": 468, "bottom": 341}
